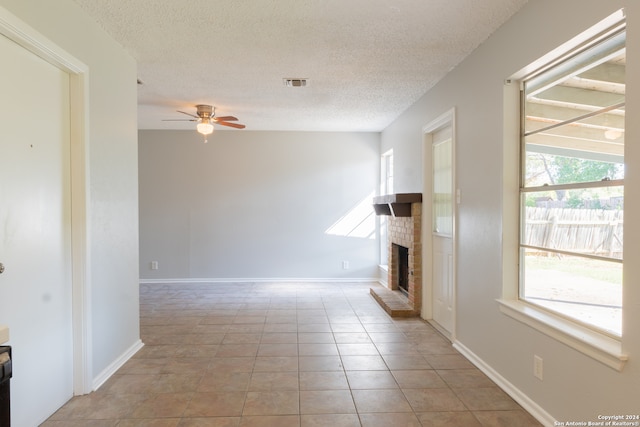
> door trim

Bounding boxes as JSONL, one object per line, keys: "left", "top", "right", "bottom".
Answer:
{"left": 422, "top": 108, "right": 457, "bottom": 340}
{"left": 0, "top": 6, "right": 93, "bottom": 394}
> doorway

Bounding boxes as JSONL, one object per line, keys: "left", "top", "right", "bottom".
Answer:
{"left": 0, "top": 8, "right": 90, "bottom": 426}
{"left": 423, "top": 109, "right": 456, "bottom": 339}
{"left": 0, "top": 30, "right": 74, "bottom": 426}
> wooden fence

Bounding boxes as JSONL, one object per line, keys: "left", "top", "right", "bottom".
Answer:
{"left": 524, "top": 207, "right": 623, "bottom": 258}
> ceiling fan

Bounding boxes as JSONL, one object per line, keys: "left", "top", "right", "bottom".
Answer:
{"left": 164, "top": 104, "right": 245, "bottom": 142}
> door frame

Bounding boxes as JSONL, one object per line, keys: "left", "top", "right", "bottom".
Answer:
{"left": 0, "top": 6, "right": 93, "bottom": 394}
{"left": 422, "top": 108, "right": 457, "bottom": 340}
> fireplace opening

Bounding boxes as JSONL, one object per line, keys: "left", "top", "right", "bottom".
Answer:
{"left": 394, "top": 244, "right": 410, "bottom": 296}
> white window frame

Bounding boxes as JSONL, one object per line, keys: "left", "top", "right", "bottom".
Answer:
{"left": 498, "top": 9, "right": 628, "bottom": 371}
{"left": 381, "top": 149, "right": 394, "bottom": 196}
{"left": 379, "top": 149, "right": 393, "bottom": 267}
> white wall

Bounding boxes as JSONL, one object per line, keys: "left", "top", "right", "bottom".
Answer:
{"left": 0, "top": 0, "right": 140, "bottom": 392}
{"left": 139, "top": 130, "right": 380, "bottom": 281}
{"left": 383, "top": 0, "right": 640, "bottom": 423}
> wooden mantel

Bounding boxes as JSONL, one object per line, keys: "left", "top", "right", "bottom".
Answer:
{"left": 372, "top": 193, "right": 422, "bottom": 217}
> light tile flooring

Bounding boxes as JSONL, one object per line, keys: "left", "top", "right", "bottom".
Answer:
{"left": 43, "top": 282, "right": 542, "bottom": 427}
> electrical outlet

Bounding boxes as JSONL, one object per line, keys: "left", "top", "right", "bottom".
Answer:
{"left": 342, "top": 261, "right": 350, "bottom": 270}
{"left": 533, "top": 355, "right": 543, "bottom": 380}
{"left": 151, "top": 261, "right": 159, "bottom": 270}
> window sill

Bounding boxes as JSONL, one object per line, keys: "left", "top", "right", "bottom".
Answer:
{"left": 497, "top": 299, "right": 627, "bottom": 371}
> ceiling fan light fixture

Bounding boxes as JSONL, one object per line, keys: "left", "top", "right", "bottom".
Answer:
{"left": 163, "top": 105, "right": 245, "bottom": 140}
{"left": 604, "top": 127, "right": 622, "bottom": 140}
{"left": 197, "top": 121, "right": 214, "bottom": 135}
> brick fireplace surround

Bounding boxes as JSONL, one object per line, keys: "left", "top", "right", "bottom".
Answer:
{"left": 371, "top": 193, "right": 422, "bottom": 317}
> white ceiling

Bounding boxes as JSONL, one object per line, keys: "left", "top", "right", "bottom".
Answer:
{"left": 72, "top": 0, "right": 529, "bottom": 132}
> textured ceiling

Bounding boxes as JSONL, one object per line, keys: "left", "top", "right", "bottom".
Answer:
{"left": 72, "top": 0, "right": 528, "bottom": 132}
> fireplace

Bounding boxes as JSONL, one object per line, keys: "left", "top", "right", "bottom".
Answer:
{"left": 371, "top": 193, "right": 422, "bottom": 316}
{"left": 394, "top": 244, "right": 410, "bottom": 295}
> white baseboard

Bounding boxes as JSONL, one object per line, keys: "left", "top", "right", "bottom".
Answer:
{"left": 427, "top": 319, "right": 452, "bottom": 342}
{"left": 92, "top": 339, "right": 144, "bottom": 391}
{"left": 139, "top": 277, "right": 378, "bottom": 284}
{"left": 453, "top": 340, "right": 556, "bottom": 427}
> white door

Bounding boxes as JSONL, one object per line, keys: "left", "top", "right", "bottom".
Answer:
{"left": 0, "top": 33, "right": 74, "bottom": 426}
{"left": 431, "top": 126, "right": 455, "bottom": 335}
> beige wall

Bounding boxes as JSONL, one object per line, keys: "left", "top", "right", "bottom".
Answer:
{"left": 383, "top": 0, "right": 639, "bottom": 423}
{"left": 139, "top": 130, "right": 380, "bottom": 281}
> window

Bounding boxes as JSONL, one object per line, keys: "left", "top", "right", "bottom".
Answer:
{"left": 432, "top": 127, "right": 453, "bottom": 236}
{"left": 380, "top": 150, "right": 393, "bottom": 266}
{"left": 519, "top": 21, "right": 625, "bottom": 337}
{"left": 381, "top": 149, "right": 394, "bottom": 196}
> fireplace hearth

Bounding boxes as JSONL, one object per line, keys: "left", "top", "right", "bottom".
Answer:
{"left": 371, "top": 193, "right": 422, "bottom": 317}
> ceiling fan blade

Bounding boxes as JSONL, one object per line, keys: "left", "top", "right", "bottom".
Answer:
{"left": 177, "top": 110, "right": 199, "bottom": 118}
{"left": 213, "top": 116, "right": 238, "bottom": 122}
{"left": 216, "top": 121, "right": 246, "bottom": 129}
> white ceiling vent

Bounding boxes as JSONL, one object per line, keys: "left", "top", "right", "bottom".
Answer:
{"left": 283, "top": 78, "right": 308, "bottom": 87}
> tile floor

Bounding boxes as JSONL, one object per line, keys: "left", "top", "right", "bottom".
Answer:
{"left": 42, "top": 282, "right": 542, "bottom": 426}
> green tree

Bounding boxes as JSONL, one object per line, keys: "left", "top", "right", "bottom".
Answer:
{"left": 553, "top": 156, "right": 620, "bottom": 185}
{"left": 526, "top": 153, "right": 623, "bottom": 202}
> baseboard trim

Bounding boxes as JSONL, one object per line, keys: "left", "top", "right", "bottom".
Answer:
{"left": 139, "top": 277, "right": 378, "bottom": 284}
{"left": 92, "top": 339, "right": 144, "bottom": 391}
{"left": 453, "top": 340, "right": 556, "bottom": 427}
{"left": 427, "top": 319, "right": 452, "bottom": 342}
